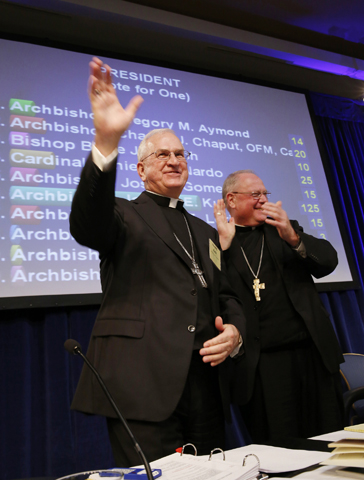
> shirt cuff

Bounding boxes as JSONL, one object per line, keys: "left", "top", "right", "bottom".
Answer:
{"left": 92, "top": 143, "right": 118, "bottom": 171}
{"left": 230, "top": 334, "right": 243, "bottom": 358}
{"left": 292, "top": 235, "right": 307, "bottom": 258}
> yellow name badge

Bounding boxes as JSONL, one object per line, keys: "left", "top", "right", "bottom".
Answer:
{"left": 209, "top": 239, "right": 221, "bottom": 271}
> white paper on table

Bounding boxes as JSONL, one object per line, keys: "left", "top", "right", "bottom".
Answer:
{"left": 146, "top": 452, "right": 259, "bottom": 480}
{"left": 310, "top": 430, "right": 364, "bottom": 443}
{"left": 289, "top": 464, "right": 364, "bottom": 479}
{"left": 214, "top": 444, "right": 332, "bottom": 473}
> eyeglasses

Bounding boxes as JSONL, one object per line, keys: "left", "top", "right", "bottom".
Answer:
{"left": 140, "top": 149, "right": 191, "bottom": 163}
{"left": 231, "top": 191, "right": 271, "bottom": 199}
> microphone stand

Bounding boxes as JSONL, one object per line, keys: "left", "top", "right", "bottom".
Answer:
{"left": 65, "top": 340, "right": 154, "bottom": 480}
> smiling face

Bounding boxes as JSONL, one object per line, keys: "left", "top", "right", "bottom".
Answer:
{"left": 226, "top": 173, "right": 268, "bottom": 226}
{"left": 137, "top": 132, "right": 189, "bottom": 198}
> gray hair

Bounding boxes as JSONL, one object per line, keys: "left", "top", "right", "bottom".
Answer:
{"left": 222, "top": 169, "right": 255, "bottom": 208}
{"left": 137, "top": 128, "right": 177, "bottom": 162}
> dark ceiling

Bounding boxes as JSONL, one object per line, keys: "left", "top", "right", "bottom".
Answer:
{"left": 125, "top": 0, "right": 364, "bottom": 53}
{"left": 1, "top": 0, "right": 364, "bottom": 99}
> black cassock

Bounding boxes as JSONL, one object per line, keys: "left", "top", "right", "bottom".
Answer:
{"left": 229, "top": 225, "right": 344, "bottom": 442}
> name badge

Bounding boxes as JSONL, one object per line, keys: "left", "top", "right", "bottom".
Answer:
{"left": 209, "top": 239, "right": 221, "bottom": 271}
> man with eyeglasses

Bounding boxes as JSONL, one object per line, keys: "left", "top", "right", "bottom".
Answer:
{"left": 214, "top": 170, "right": 344, "bottom": 443}
{"left": 69, "top": 58, "right": 245, "bottom": 466}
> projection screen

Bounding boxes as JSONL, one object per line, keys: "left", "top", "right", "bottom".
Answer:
{"left": 0, "top": 38, "right": 356, "bottom": 308}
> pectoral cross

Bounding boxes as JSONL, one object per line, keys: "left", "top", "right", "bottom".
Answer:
{"left": 191, "top": 260, "right": 208, "bottom": 288}
{"left": 253, "top": 278, "right": 265, "bottom": 301}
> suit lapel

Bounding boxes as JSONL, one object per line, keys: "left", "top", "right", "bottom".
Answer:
{"left": 185, "top": 213, "right": 214, "bottom": 287}
{"left": 132, "top": 192, "right": 214, "bottom": 286}
{"left": 132, "top": 192, "right": 186, "bottom": 259}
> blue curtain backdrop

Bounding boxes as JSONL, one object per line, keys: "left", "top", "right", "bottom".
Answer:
{"left": 309, "top": 93, "right": 364, "bottom": 355}
{"left": 1, "top": 91, "right": 364, "bottom": 479}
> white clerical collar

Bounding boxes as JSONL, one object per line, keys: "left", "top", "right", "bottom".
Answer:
{"left": 146, "top": 190, "right": 184, "bottom": 209}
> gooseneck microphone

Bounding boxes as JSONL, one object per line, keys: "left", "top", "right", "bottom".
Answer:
{"left": 64, "top": 339, "right": 154, "bottom": 480}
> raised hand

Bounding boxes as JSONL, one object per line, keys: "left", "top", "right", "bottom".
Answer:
{"left": 214, "top": 199, "right": 236, "bottom": 250}
{"left": 262, "top": 200, "right": 300, "bottom": 246}
{"left": 88, "top": 57, "right": 144, "bottom": 156}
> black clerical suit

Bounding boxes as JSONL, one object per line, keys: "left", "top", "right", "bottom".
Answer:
{"left": 69, "top": 154, "right": 245, "bottom": 463}
{"left": 224, "top": 221, "right": 344, "bottom": 441}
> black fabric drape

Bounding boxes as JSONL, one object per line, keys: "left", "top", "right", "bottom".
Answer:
{"left": 1, "top": 91, "right": 364, "bottom": 479}
{"left": 310, "top": 92, "right": 364, "bottom": 354}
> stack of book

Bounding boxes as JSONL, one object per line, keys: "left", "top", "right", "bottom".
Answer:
{"left": 321, "top": 424, "right": 364, "bottom": 469}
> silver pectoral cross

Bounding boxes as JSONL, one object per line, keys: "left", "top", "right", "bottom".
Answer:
{"left": 253, "top": 278, "right": 265, "bottom": 301}
{"left": 191, "top": 260, "right": 208, "bottom": 288}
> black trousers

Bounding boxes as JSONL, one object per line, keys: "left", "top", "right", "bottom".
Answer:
{"left": 240, "top": 339, "right": 344, "bottom": 443}
{"left": 107, "top": 351, "right": 225, "bottom": 467}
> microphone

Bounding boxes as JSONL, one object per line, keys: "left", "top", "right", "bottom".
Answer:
{"left": 64, "top": 339, "right": 154, "bottom": 480}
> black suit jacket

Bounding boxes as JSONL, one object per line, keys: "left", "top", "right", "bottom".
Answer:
{"left": 69, "top": 154, "right": 245, "bottom": 421}
{"left": 224, "top": 222, "right": 343, "bottom": 406}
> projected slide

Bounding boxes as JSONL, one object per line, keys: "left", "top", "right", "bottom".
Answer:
{"left": 0, "top": 39, "right": 353, "bottom": 307}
